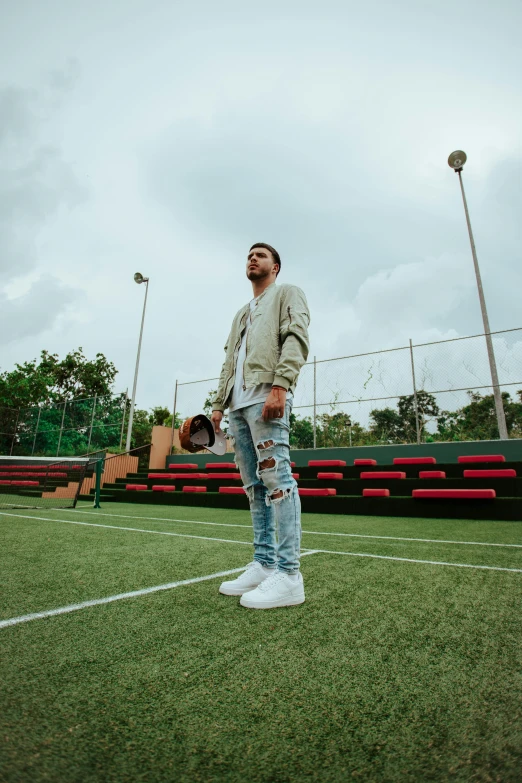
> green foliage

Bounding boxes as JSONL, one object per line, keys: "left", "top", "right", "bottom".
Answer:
{"left": 0, "top": 348, "right": 118, "bottom": 409}
{"left": 289, "top": 413, "right": 314, "bottom": 449}
{"left": 437, "top": 390, "right": 522, "bottom": 441}
{"left": 290, "top": 389, "right": 522, "bottom": 448}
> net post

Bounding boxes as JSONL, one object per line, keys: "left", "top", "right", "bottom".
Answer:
{"left": 93, "top": 459, "right": 103, "bottom": 508}
{"left": 313, "top": 357, "right": 317, "bottom": 449}
{"left": 87, "top": 394, "right": 97, "bottom": 451}
{"left": 56, "top": 401, "right": 67, "bottom": 457}
{"left": 31, "top": 407, "right": 41, "bottom": 456}
{"left": 170, "top": 379, "right": 178, "bottom": 451}
{"left": 409, "top": 338, "right": 421, "bottom": 445}
{"left": 10, "top": 409, "right": 20, "bottom": 456}
{"left": 119, "top": 389, "right": 128, "bottom": 450}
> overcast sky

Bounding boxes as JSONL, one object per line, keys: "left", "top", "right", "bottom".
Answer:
{"left": 1, "top": 0, "right": 521, "bottom": 417}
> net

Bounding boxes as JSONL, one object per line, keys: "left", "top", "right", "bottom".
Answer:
{"left": 0, "top": 456, "right": 92, "bottom": 510}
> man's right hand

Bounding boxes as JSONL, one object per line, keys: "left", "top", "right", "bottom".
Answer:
{"left": 211, "top": 410, "right": 223, "bottom": 433}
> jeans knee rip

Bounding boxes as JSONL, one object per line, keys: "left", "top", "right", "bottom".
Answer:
{"left": 256, "top": 440, "right": 281, "bottom": 479}
{"left": 265, "top": 486, "right": 293, "bottom": 506}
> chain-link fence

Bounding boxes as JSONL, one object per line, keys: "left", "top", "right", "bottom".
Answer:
{"left": 172, "top": 328, "right": 522, "bottom": 448}
{"left": 0, "top": 393, "right": 128, "bottom": 457}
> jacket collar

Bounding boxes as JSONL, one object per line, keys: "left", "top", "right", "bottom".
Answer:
{"left": 254, "top": 281, "right": 277, "bottom": 303}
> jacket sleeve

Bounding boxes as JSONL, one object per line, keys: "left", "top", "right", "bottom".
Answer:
{"left": 273, "top": 286, "right": 310, "bottom": 391}
{"left": 211, "top": 335, "right": 231, "bottom": 413}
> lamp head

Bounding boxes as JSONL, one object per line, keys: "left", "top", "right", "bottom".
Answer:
{"left": 134, "top": 272, "right": 149, "bottom": 284}
{"left": 448, "top": 150, "right": 467, "bottom": 171}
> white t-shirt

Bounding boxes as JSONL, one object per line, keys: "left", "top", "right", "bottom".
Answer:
{"left": 229, "top": 296, "right": 292, "bottom": 413}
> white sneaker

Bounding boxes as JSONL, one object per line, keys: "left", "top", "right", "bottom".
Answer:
{"left": 219, "top": 561, "right": 275, "bottom": 596}
{"left": 239, "top": 571, "right": 305, "bottom": 609}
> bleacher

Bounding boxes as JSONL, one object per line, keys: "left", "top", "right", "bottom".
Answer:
{"left": 0, "top": 460, "right": 93, "bottom": 502}
{"left": 81, "top": 455, "right": 522, "bottom": 520}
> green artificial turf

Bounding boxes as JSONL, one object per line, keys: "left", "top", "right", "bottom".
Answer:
{"left": 1, "top": 503, "right": 521, "bottom": 782}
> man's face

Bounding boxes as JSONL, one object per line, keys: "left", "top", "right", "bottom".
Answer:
{"left": 246, "top": 248, "right": 278, "bottom": 280}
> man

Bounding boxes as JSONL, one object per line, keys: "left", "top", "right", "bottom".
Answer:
{"left": 211, "top": 243, "right": 310, "bottom": 609}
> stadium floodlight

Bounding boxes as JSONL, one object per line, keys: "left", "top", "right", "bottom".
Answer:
{"left": 125, "top": 273, "right": 150, "bottom": 451}
{"left": 448, "top": 150, "right": 508, "bottom": 439}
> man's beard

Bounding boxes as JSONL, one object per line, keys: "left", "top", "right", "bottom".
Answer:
{"left": 247, "top": 267, "right": 269, "bottom": 280}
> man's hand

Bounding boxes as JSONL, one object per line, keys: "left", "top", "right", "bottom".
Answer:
{"left": 211, "top": 410, "right": 223, "bottom": 433}
{"left": 262, "top": 386, "right": 287, "bottom": 421}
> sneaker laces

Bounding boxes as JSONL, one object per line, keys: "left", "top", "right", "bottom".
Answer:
{"left": 257, "top": 571, "right": 287, "bottom": 592}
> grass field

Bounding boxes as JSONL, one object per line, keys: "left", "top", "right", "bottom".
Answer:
{"left": 1, "top": 501, "right": 521, "bottom": 782}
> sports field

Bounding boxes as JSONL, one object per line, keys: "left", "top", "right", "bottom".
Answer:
{"left": 1, "top": 503, "right": 521, "bottom": 782}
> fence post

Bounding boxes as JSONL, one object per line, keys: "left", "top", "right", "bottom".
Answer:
{"left": 87, "top": 394, "right": 97, "bottom": 451}
{"left": 9, "top": 409, "right": 20, "bottom": 456}
{"left": 56, "top": 401, "right": 67, "bottom": 457}
{"left": 313, "top": 357, "right": 317, "bottom": 449}
{"left": 93, "top": 458, "right": 103, "bottom": 508}
{"left": 409, "top": 339, "right": 421, "bottom": 445}
{"left": 31, "top": 407, "right": 42, "bottom": 456}
{"left": 119, "top": 389, "right": 128, "bottom": 450}
{"left": 171, "top": 380, "right": 179, "bottom": 451}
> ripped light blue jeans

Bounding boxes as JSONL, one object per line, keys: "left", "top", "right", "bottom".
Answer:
{"left": 228, "top": 397, "right": 301, "bottom": 573}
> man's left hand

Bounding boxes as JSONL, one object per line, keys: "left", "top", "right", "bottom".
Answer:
{"left": 262, "top": 386, "right": 287, "bottom": 421}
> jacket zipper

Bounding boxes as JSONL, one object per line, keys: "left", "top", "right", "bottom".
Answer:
{"left": 226, "top": 309, "right": 248, "bottom": 399}
{"left": 243, "top": 308, "right": 251, "bottom": 391}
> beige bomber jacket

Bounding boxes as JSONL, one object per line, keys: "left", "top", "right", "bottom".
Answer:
{"left": 211, "top": 282, "right": 310, "bottom": 413}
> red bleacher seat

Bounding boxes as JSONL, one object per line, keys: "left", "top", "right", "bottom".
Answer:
{"left": 152, "top": 485, "right": 176, "bottom": 491}
{"left": 291, "top": 462, "right": 296, "bottom": 468}
{"left": 317, "top": 472, "right": 343, "bottom": 480}
{"left": 354, "top": 459, "right": 377, "bottom": 466}
{"left": 11, "top": 481, "right": 39, "bottom": 486}
{"left": 205, "top": 473, "right": 241, "bottom": 480}
{"left": 393, "top": 457, "right": 436, "bottom": 465}
{"left": 148, "top": 473, "right": 177, "bottom": 479}
{"left": 183, "top": 486, "right": 207, "bottom": 492}
{"left": 363, "top": 488, "right": 390, "bottom": 497}
{"left": 419, "top": 471, "right": 446, "bottom": 479}
{"left": 308, "top": 460, "right": 346, "bottom": 467}
{"left": 205, "top": 463, "right": 236, "bottom": 469}
{"left": 413, "top": 489, "right": 496, "bottom": 499}
{"left": 457, "top": 455, "right": 505, "bottom": 463}
{"left": 166, "top": 464, "right": 199, "bottom": 469}
{"left": 360, "top": 471, "right": 406, "bottom": 479}
{"left": 126, "top": 484, "right": 148, "bottom": 490}
{"left": 463, "top": 469, "right": 516, "bottom": 478}
{"left": 170, "top": 473, "right": 208, "bottom": 480}
{"left": 298, "top": 488, "right": 336, "bottom": 496}
{"left": 219, "top": 487, "right": 245, "bottom": 494}
{"left": 0, "top": 480, "right": 11, "bottom": 485}
{"left": 292, "top": 473, "right": 300, "bottom": 480}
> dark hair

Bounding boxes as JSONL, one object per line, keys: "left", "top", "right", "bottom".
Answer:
{"left": 249, "top": 243, "right": 281, "bottom": 276}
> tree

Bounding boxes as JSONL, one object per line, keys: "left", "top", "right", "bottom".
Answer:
{"left": 150, "top": 407, "right": 171, "bottom": 427}
{"left": 397, "top": 391, "right": 439, "bottom": 442}
{"left": 437, "top": 390, "right": 522, "bottom": 441}
{"left": 369, "top": 391, "right": 439, "bottom": 443}
{"left": 0, "top": 348, "right": 118, "bottom": 409}
{"left": 369, "top": 407, "right": 403, "bottom": 443}
{"left": 289, "top": 413, "right": 314, "bottom": 449}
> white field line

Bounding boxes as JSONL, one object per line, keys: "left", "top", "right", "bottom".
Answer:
{"left": 311, "top": 548, "right": 522, "bottom": 573}
{"left": 65, "top": 508, "right": 522, "bottom": 550}
{"left": 0, "top": 510, "right": 319, "bottom": 553}
{"left": 2, "top": 511, "right": 520, "bottom": 573}
{"left": 0, "top": 567, "right": 246, "bottom": 629}
{"left": 0, "top": 550, "right": 319, "bottom": 630}
{"left": 0, "top": 511, "right": 254, "bottom": 547}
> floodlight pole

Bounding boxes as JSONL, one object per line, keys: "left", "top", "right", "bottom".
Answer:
{"left": 125, "top": 276, "right": 150, "bottom": 452}
{"left": 453, "top": 166, "right": 508, "bottom": 439}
